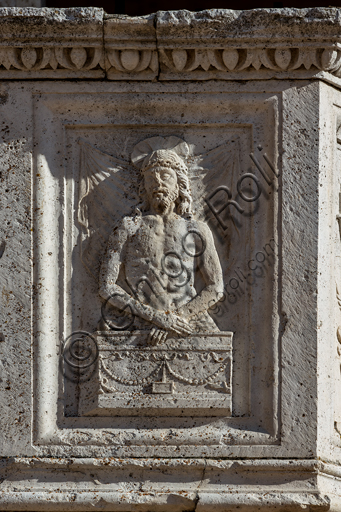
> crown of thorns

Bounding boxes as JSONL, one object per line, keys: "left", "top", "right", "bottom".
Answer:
{"left": 141, "top": 149, "right": 188, "bottom": 174}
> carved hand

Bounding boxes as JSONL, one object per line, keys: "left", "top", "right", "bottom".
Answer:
{"left": 152, "top": 311, "right": 193, "bottom": 337}
{"left": 147, "top": 328, "right": 168, "bottom": 345}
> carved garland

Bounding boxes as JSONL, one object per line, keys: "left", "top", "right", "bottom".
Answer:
{"left": 101, "top": 356, "right": 162, "bottom": 386}
{"left": 100, "top": 355, "right": 229, "bottom": 387}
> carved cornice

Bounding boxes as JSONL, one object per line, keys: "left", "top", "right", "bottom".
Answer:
{"left": 0, "top": 7, "right": 105, "bottom": 78}
{"left": 159, "top": 46, "right": 341, "bottom": 79}
{"left": 0, "top": 459, "right": 336, "bottom": 511}
{"left": 0, "top": 46, "right": 105, "bottom": 74}
{"left": 104, "top": 15, "right": 158, "bottom": 79}
{"left": 105, "top": 49, "right": 158, "bottom": 79}
{"left": 2, "top": 7, "right": 341, "bottom": 81}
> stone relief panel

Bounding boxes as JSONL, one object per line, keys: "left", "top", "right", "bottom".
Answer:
{"left": 75, "top": 135, "right": 233, "bottom": 417}
{"left": 32, "top": 90, "right": 279, "bottom": 456}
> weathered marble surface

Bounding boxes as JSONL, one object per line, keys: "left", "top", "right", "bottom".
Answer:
{"left": 1, "top": 7, "right": 341, "bottom": 512}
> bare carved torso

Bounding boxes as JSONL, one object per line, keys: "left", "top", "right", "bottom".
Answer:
{"left": 123, "top": 214, "right": 198, "bottom": 311}
{"left": 99, "top": 152, "right": 224, "bottom": 339}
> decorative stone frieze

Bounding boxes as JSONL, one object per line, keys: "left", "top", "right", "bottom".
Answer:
{"left": 159, "top": 46, "right": 341, "bottom": 79}
{"left": 104, "top": 15, "right": 158, "bottom": 79}
{"left": 0, "top": 7, "right": 105, "bottom": 78}
{"left": 156, "top": 9, "right": 341, "bottom": 80}
{"left": 3, "top": 6, "right": 341, "bottom": 512}
{"left": 3, "top": 8, "right": 341, "bottom": 81}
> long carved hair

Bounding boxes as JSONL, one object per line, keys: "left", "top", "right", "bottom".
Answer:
{"left": 136, "top": 149, "right": 192, "bottom": 217}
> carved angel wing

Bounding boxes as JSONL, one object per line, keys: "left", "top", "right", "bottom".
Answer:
{"left": 189, "top": 137, "right": 244, "bottom": 273}
{"left": 189, "top": 137, "right": 242, "bottom": 222}
{"left": 78, "top": 139, "right": 139, "bottom": 278}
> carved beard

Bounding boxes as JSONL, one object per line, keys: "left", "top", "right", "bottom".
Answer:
{"left": 150, "top": 187, "right": 179, "bottom": 212}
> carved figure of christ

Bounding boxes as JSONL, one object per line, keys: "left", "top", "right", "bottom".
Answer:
{"left": 99, "top": 151, "right": 224, "bottom": 344}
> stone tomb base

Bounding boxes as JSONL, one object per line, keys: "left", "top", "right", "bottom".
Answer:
{"left": 79, "top": 331, "right": 233, "bottom": 417}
